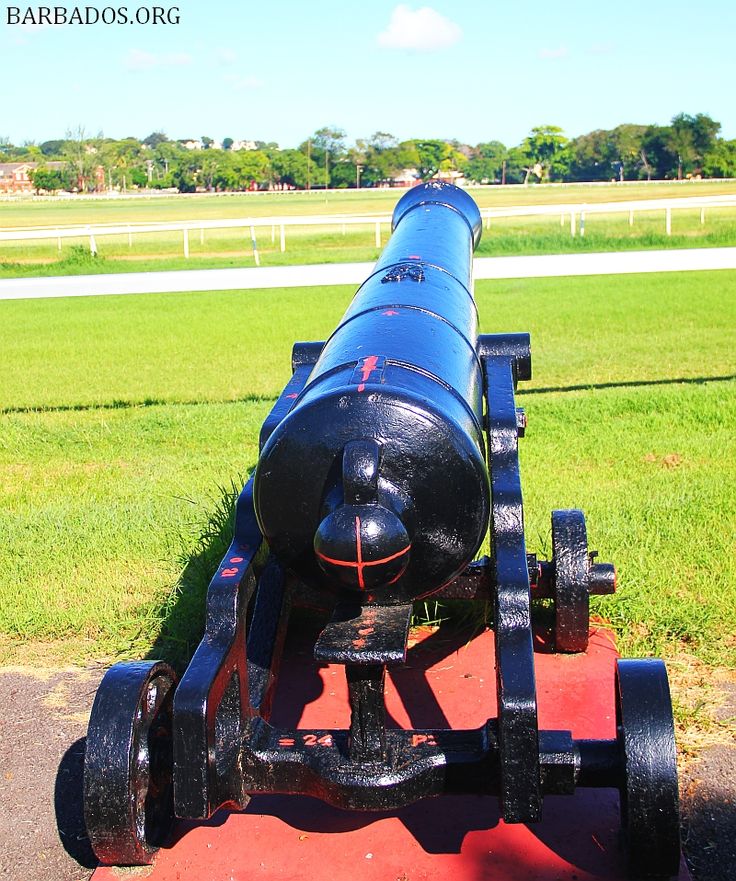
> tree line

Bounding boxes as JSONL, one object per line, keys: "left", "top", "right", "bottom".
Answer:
{"left": 2, "top": 113, "right": 735, "bottom": 194}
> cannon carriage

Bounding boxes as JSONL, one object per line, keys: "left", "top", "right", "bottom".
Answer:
{"left": 84, "top": 182, "right": 680, "bottom": 878}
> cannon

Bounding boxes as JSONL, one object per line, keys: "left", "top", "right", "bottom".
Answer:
{"left": 84, "top": 182, "right": 680, "bottom": 878}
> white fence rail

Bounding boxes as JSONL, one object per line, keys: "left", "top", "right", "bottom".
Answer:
{"left": 0, "top": 213, "right": 392, "bottom": 254}
{"left": 1, "top": 195, "right": 735, "bottom": 257}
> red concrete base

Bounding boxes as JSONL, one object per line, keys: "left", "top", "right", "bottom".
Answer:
{"left": 93, "top": 623, "right": 689, "bottom": 881}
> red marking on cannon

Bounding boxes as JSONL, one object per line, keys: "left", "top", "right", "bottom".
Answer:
{"left": 356, "top": 355, "right": 380, "bottom": 393}
{"left": 383, "top": 310, "right": 399, "bottom": 316}
{"left": 355, "top": 515, "right": 364, "bottom": 587}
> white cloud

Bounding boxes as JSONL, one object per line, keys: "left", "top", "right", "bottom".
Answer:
{"left": 216, "top": 47, "right": 238, "bottom": 65}
{"left": 223, "top": 73, "right": 264, "bottom": 91}
{"left": 124, "top": 49, "right": 193, "bottom": 71}
{"left": 538, "top": 46, "right": 568, "bottom": 59}
{"left": 588, "top": 42, "right": 615, "bottom": 56}
{"left": 377, "top": 5, "right": 462, "bottom": 52}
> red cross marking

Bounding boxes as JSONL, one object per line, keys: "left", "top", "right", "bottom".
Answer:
{"left": 315, "top": 515, "right": 410, "bottom": 590}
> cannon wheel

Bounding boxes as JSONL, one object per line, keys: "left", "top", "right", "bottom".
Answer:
{"left": 551, "top": 509, "right": 590, "bottom": 652}
{"left": 84, "top": 660, "right": 177, "bottom": 865}
{"left": 616, "top": 659, "right": 681, "bottom": 879}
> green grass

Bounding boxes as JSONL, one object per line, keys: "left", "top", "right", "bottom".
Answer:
{"left": 3, "top": 179, "right": 736, "bottom": 228}
{"left": 2, "top": 204, "right": 736, "bottom": 278}
{"left": 0, "top": 270, "right": 734, "bottom": 670}
{"left": 477, "top": 208, "right": 736, "bottom": 256}
{"left": 521, "top": 382, "right": 735, "bottom": 665}
{"left": 0, "top": 228, "right": 386, "bottom": 277}
{"left": 0, "top": 403, "right": 265, "bottom": 657}
{"left": 2, "top": 180, "right": 736, "bottom": 279}
{"left": 1, "top": 271, "right": 733, "bottom": 411}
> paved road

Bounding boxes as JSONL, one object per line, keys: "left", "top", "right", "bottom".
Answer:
{"left": 2, "top": 247, "right": 736, "bottom": 301}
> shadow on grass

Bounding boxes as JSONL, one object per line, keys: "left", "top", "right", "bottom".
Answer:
{"left": 1, "top": 393, "right": 275, "bottom": 417}
{"left": 520, "top": 373, "right": 736, "bottom": 396}
{"left": 146, "top": 476, "right": 247, "bottom": 671}
{"left": 5, "top": 374, "right": 735, "bottom": 417}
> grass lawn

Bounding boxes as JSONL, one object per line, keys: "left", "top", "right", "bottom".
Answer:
{"left": 0, "top": 207, "right": 736, "bottom": 279}
{"left": 2, "top": 181, "right": 736, "bottom": 277}
{"left": 1, "top": 270, "right": 733, "bottom": 410}
{"left": 1, "top": 269, "right": 734, "bottom": 682}
{"left": 2, "top": 179, "right": 736, "bottom": 228}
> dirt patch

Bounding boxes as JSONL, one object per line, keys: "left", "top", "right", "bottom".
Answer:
{"left": 643, "top": 452, "right": 685, "bottom": 468}
{"left": 668, "top": 659, "right": 735, "bottom": 758}
{"left": 681, "top": 742, "right": 736, "bottom": 880}
{"left": 0, "top": 666, "right": 102, "bottom": 881}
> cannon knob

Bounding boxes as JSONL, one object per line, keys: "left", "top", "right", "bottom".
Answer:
{"left": 314, "top": 439, "right": 411, "bottom": 595}
{"left": 315, "top": 503, "right": 411, "bottom": 592}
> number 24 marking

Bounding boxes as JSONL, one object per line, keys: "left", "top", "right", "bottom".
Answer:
{"left": 302, "top": 734, "right": 333, "bottom": 747}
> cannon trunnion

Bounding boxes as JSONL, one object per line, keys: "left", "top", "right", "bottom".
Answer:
{"left": 84, "top": 183, "right": 681, "bottom": 879}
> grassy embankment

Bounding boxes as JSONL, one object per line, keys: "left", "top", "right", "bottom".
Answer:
{"left": 2, "top": 180, "right": 736, "bottom": 276}
{"left": 1, "top": 269, "right": 733, "bottom": 689}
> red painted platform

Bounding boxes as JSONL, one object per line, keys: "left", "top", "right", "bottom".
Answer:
{"left": 93, "top": 623, "right": 689, "bottom": 881}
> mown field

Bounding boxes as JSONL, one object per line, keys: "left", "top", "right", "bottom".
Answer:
{"left": 2, "top": 180, "right": 736, "bottom": 277}
{"left": 1, "top": 270, "right": 734, "bottom": 694}
{"left": 3, "top": 179, "right": 736, "bottom": 227}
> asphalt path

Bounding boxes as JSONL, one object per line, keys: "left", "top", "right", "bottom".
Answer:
{"left": 2, "top": 247, "right": 736, "bottom": 301}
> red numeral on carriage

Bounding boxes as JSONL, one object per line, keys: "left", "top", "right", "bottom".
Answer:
{"left": 411, "top": 734, "right": 437, "bottom": 747}
{"left": 221, "top": 567, "right": 238, "bottom": 578}
{"left": 302, "top": 734, "right": 333, "bottom": 747}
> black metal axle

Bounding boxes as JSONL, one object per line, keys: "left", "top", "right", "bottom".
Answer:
{"left": 233, "top": 721, "right": 619, "bottom": 812}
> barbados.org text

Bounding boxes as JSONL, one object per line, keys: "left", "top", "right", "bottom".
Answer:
{"left": 5, "top": 5, "right": 181, "bottom": 24}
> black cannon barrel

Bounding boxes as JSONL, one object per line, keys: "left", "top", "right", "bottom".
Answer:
{"left": 254, "top": 181, "right": 489, "bottom": 604}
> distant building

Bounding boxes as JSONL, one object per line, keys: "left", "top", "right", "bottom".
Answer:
{"left": 230, "top": 140, "right": 258, "bottom": 152}
{"left": 179, "top": 138, "right": 256, "bottom": 152}
{"left": 390, "top": 168, "right": 420, "bottom": 187}
{"left": 0, "top": 161, "right": 103, "bottom": 193}
{"left": 386, "top": 168, "right": 467, "bottom": 188}
{"left": 0, "top": 163, "right": 34, "bottom": 193}
{"left": 433, "top": 169, "right": 467, "bottom": 186}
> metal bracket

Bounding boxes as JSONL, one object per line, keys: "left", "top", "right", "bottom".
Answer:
{"left": 315, "top": 601, "right": 412, "bottom": 666}
{"left": 482, "top": 352, "right": 541, "bottom": 823}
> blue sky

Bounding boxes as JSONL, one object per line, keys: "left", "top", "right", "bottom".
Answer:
{"left": 1, "top": 0, "right": 735, "bottom": 148}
